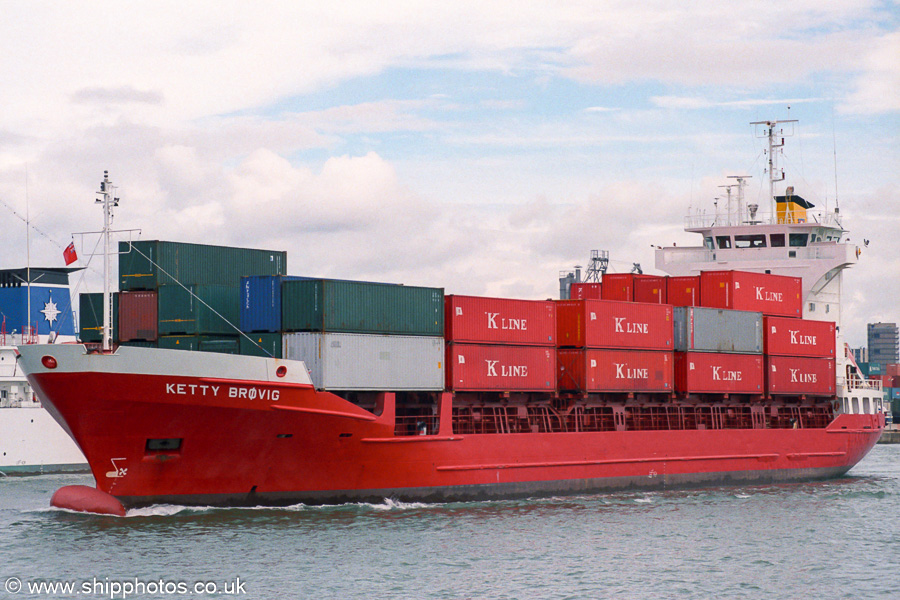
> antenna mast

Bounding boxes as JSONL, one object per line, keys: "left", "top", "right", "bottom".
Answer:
{"left": 751, "top": 119, "right": 797, "bottom": 217}
{"left": 95, "top": 171, "right": 119, "bottom": 352}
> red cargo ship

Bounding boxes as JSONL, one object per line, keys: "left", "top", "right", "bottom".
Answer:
{"left": 18, "top": 124, "right": 887, "bottom": 514}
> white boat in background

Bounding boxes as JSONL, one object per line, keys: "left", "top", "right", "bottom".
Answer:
{"left": 0, "top": 268, "right": 88, "bottom": 475}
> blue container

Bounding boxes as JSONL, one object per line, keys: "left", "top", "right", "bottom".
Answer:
{"left": 240, "top": 275, "right": 309, "bottom": 333}
{"left": 891, "top": 387, "right": 900, "bottom": 400}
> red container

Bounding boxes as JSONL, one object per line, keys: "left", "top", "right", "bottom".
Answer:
{"left": 569, "top": 282, "right": 602, "bottom": 300}
{"left": 633, "top": 276, "right": 667, "bottom": 304}
{"left": 700, "top": 271, "right": 802, "bottom": 317}
{"left": 118, "top": 290, "right": 158, "bottom": 341}
{"left": 674, "top": 352, "right": 763, "bottom": 394}
{"left": 886, "top": 364, "right": 900, "bottom": 377}
{"left": 557, "top": 349, "right": 673, "bottom": 392}
{"left": 556, "top": 300, "right": 673, "bottom": 350}
{"left": 445, "top": 296, "right": 556, "bottom": 346}
{"left": 763, "top": 316, "right": 835, "bottom": 358}
{"left": 667, "top": 276, "right": 701, "bottom": 307}
{"left": 601, "top": 273, "right": 646, "bottom": 301}
{"left": 766, "top": 356, "right": 835, "bottom": 396}
{"left": 446, "top": 344, "right": 556, "bottom": 392}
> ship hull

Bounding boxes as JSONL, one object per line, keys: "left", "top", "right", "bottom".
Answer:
{"left": 18, "top": 345, "right": 882, "bottom": 507}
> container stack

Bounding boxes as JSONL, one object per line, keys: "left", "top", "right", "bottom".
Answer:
{"left": 699, "top": 270, "right": 802, "bottom": 317}
{"left": 762, "top": 315, "right": 836, "bottom": 396}
{"left": 569, "top": 282, "right": 602, "bottom": 300}
{"left": 444, "top": 295, "right": 557, "bottom": 392}
{"left": 600, "top": 273, "right": 648, "bottom": 302}
{"left": 666, "top": 276, "right": 701, "bottom": 307}
{"left": 79, "top": 292, "right": 119, "bottom": 343}
{"left": 556, "top": 300, "right": 674, "bottom": 393}
{"left": 282, "top": 279, "right": 445, "bottom": 391}
{"left": 237, "top": 275, "right": 310, "bottom": 357}
{"left": 673, "top": 307, "right": 764, "bottom": 394}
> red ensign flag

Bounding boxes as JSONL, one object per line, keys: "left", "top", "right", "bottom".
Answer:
{"left": 63, "top": 242, "right": 78, "bottom": 265}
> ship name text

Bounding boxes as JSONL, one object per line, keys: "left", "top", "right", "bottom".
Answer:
{"left": 165, "top": 382, "right": 280, "bottom": 401}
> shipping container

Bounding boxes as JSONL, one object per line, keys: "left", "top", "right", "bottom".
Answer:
{"left": 282, "top": 279, "right": 444, "bottom": 336}
{"left": 888, "top": 364, "right": 900, "bottom": 377}
{"left": 284, "top": 332, "right": 444, "bottom": 391}
{"left": 891, "top": 388, "right": 900, "bottom": 400}
{"left": 445, "top": 295, "right": 556, "bottom": 346}
{"left": 601, "top": 273, "right": 648, "bottom": 301}
{"left": 79, "top": 292, "right": 119, "bottom": 343}
{"left": 867, "top": 362, "right": 884, "bottom": 375}
{"left": 239, "top": 332, "right": 283, "bottom": 358}
{"left": 569, "top": 282, "right": 602, "bottom": 300}
{"left": 447, "top": 343, "right": 556, "bottom": 392}
{"left": 198, "top": 335, "right": 240, "bottom": 355}
{"left": 118, "top": 240, "right": 286, "bottom": 290}
{"left": 633, "top": 276, "right": 668, "bottom": 304}
{"left": 118, "top": 290, "right": 158, "bottom": 341}
{"left": 674, "top": 352, "right": 763, "bottom": 394}
{"left": 766, "top": 356, "right": 835, "bottom": 396}
{"left": 763, "top": 316, "right": 835, "bottom": 358}
{"left": 700, "top": 270, "right": 802, "bottom": 317}
{"left": 673, "top": 307, "right": 762, "bottom": 354}
{"left": 158, "top": 335, "right": 199, "bottom": 351}
{"left": 157, "top": 284, "right": 240, "bottom": 335}
{"left": 666, "top": 276, "right": 701, "bottom": 307}
{"left": 556, "top": 300, "right": 673, "bottom": 350}
{"left": 557, "top": 349, "right": 673, "bottom": 393}
{"left": 239, "top": 275, "right": 309, "bottom": 333}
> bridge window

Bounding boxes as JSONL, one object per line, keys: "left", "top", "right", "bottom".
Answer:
{"left": 703, "top": 237, "right": 714, "bottom": 250}
{"left": 770, "top": 234, "right": 785, "bottom": 247}
{"left": 734, "top": 234, "right": 767, "bottom": 248}
{"left": 789, "top": 233, "right": 808, "bottom": 247}
{"left": 715, "top": 236, "right": 731, "bottom": 249}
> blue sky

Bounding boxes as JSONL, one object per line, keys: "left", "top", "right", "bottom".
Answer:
{"left": 0, "top": 1, "right": 897, "bottom": 346}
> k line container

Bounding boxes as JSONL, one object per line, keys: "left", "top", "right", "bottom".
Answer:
{"left": 118, "top": 240, "right": 287, "bottom": 291}
{"left": 444, "top": 295, "right": 556, "bottom": 346}
{"left": 667, "top": 276, "right": 701, "bottom": 307}
{"left": 674, "top": 352, "right": 763, "bottom": 394}
{"left": 79, "top": 292, "right": 119, "bottom": 343}
{"left": 239, "top": 332, "right": 283, "bottom": 358}
{"left": 118, "top": 290, "right": 158, "bottom": 341}
{"left": 556, "top": 300, "right": 673, "bottom": 350}
{"left": 766, "top": 356, "right": 835, "bottom": 396}
{"left": 446, "top": 343, "right": 556, "bottom": 392}
{"left": 763, "top": 316, "right": 835, "bottom": 358}
{"left": 700, "top": 270, "right": 802, "bottom": 317}
{"left": 601, "top": 273, "right": 646, "bottom": 301}
{"left": 633, "top": 276, "right": 668, "bottom": 304}
{"left": 569, "top": 282, "right": 602, "bottom": 300}
{"left": 282, "top": 279, "right": 444, "bottom": 336}
{"left": 673, "top": 306, "right": 762, "bottom": 354}
{"left": 240, "top": 275, "right": 309, "bottom": 333}
{"left": 557, "top": 349, "right": 673, "bottom": 393}
{"left": 284, "top": 332, "right": 445, "bottom": 391}
{"left": 157, "top": 284, "right": 240, "bottom": 335}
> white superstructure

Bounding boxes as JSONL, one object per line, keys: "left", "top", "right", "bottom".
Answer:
{"left": 655, "top": 119, "right": 885, "bottom": 418}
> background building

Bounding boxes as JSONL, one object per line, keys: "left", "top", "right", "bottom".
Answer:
{"left": 868, "top": 322, "right": 899, "bottom": 372}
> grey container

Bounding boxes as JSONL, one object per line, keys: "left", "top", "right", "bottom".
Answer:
{"left": 119, "top": 240, "right": 287, "bottom": 290}
{"left": 674, "top": 306, "right": 762, "bottom": 354}
{"left": 283, "top": 332, "right": 445, "bottom": 391}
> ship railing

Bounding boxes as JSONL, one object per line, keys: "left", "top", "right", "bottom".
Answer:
{"left": 684, "top": 210, "right": 843, "bottom": 229}
{"left": 657, "top": 242, "right": 849, "bottom": 266}
{"left": 840, "top": 376, "right": 883, "bottom": 392}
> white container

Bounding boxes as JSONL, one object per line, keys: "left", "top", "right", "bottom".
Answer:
{"left": 283, "top": 332, "right": 445, "bottom": 391}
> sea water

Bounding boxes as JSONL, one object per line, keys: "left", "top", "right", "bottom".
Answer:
{"left": 2, "top": 445, "right": 899, "bottom": 599}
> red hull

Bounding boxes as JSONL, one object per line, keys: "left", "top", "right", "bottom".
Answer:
{"left": 20, "top": 345, "right": 882, "bottom": 507}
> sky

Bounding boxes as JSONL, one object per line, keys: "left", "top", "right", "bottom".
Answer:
{"left": 0, "top": 1, "right": 897, "bottom": 347}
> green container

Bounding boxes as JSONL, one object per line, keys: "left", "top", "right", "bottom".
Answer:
{"left": 281, "top": 279, "right": 444, "bottom": 335}
{"left": 199, "top": 335, "right": 240, "bottom": 355}
{"left": 119, "top": 240, "right": 287, "bottom": 290}
{"left": 119, "top": 340, "right": 157, "bottom": 348}
{"left": 157, "top": 284, "right": 240, "bottom": 335}
{"left": 79, "top": 292, "right": 119, "bottom": 342}
{"left": 159, "top": 335, "right": 199, "bottom": 351}
{"left": 239, "top": 332, "right": 283, "bottom": 358}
